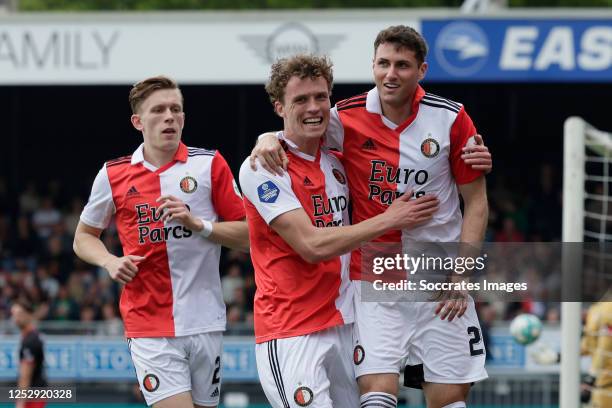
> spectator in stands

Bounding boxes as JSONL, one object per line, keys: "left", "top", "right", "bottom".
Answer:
{"left": 11, "top": 216, "right": 40, "bottom": 262}
{"left": 99, "top": 302, "right": 123, "bottom": 336}
{"left": 19, "top": 182, "right": 39, "bottom": 215}
{"left": 36, "top": 265, "right": 59, "bottom": 300}
{"left": 495, "top": 217, "right": 525, "bottom": 242}
{"left": 80, "top": 305, "right": 97, "bottom": 323}
{"left": 64, "top": 197, "right": 84, "bottom": 237}
{"left": 221, "top": 263, "right": 244, "bottom": 304}
{"left": 49, "top": 286, "right": 77, "bottom": 321}
{"left": 227, "top": 305, "right": 243, "bottom": 324}
{"left": 31, "top": 197, "right": 61, "bottom": 239}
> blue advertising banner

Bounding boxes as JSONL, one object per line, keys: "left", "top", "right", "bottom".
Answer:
{"left": 0, "top": 330, "right": 570, "bottom": 381}
{"left": 0, "top": 336, "right": 258, "bottom": 382}
{"left": 422, "top": 19, "right": 612, "bottom": 82}
{"left": 487, "top": 335, "right": 525, "bottom": 368}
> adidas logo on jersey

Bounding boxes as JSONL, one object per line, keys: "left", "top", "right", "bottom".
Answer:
{"left": 362, "top": 138, "right": 377, "bottom": 150}
{"left": 210, "top": 387, "right": 219, "bottom": 398}
{"left": 126, "top": 186, "right": 140, "bottom": 196}
{"left": 303, "top": 176, "right": 314, "bottom": 186}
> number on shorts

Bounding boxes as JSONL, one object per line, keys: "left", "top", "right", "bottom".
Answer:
{"left": 212, "top": 356, "right": 221, "bottom": 384}
{"left": 467, "top": 326, "right": 484, "bottom": 356}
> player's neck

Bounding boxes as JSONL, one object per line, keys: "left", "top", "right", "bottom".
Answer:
{"left": 142, "top": 144, "right": 176, "bottom": 168}
{"left": 284, "top": 133, "right": 320, "bottom": 157}
{"left": 20, "top": 323, "right": 35, "bottom": 337}
{"left": 380, "top": 101, "right": 412, "bottom": 125}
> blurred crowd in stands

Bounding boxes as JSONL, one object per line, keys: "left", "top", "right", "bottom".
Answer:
{"left": 0, "top": 162, "right": 564, "bottom": 331}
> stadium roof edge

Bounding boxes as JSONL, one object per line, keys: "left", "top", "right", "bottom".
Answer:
{"left": 1, "top": 8, "right": 612, "bottom": 22}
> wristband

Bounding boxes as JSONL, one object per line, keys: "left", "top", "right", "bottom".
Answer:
{"left": 200, "top": 219, "right": 214, "bottom": 238}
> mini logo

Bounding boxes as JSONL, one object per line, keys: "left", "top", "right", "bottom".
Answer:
{"left": 22, "top": 348, "right": 33, "bottom": 361}
{"left": 257, "top": 181, "right": 280, "bottom": 203}
{"left": 180, "top": 176, "right": 198, "bottom": 193}
{"left": 353, "top": 345, "right": 365, "bottom": 365}
{"left": 303, "top": 176, "right": 314, "bottom": 186}
{"left": 362, "top": 138, "right": 377, "bottom": 150}
{"left": 143, "top": 373, "right": 160, "bottom": 392}
{"left": 421, "top": 138, "right": 440, "bottom": 158}
{"left": 241, "top": 22, "right": 345, "bottom": 64}
{"left": 332, "top": 168, "right": 346, "bottom": 185}
{"left": 294, "top": 386, "right": 314, "bottom": 406}
{"left": 435, "top": 21, "right": 489, "bottom": 77}
{"left": 210, "top": 387, "right": 219, "bottom": 398}
{"left": 126, "top": 185, "right": 139, "bottom": 196}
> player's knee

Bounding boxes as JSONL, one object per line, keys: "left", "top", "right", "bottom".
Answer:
{"left": 423, "top": 383, "right": 469, "bottom": 408}
{"left": 153, "top": 391, "right": 194, "bottom": 408}
{"left": 360, "top": 391, "right": 398, "bottom": 408}
{"left": 357, "top": 373, "right": 398, "bottom": 396}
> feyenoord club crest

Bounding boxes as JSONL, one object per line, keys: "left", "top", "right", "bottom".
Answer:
{"left": 294, "top": 386, "right": 314, "bottom": 406}
{"left": 180, "top": 176, "right": 198, "bottom": 193}
{"left": 354, "top": 345, "right": 365, "bottom": 365}
{"left": 143, "top": 373, "right": 160, "bottom": 392}
{"left": 332, "top": 168, "right": 346, "bottom": 185}
{"left": 421, "top": 138, "right": 440, "bottom": 158}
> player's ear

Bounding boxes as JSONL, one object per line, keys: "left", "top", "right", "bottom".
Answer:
{"left": 131, "top": 114, "right": 143, "bottom": 131}
{"left": 274, "top": 100, "right": 284, "bottom": 118}
{"left": 418, "top": 62, "right": 428, "bottom": 81}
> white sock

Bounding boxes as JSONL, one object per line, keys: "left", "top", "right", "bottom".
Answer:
{"left": 360, "top": 391, "right": 397, "bottom": 408}
{"left": 441, "top": 402, "right": 466, "bottom": 408}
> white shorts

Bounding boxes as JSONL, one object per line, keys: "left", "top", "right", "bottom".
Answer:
{"left": 353, "top": 283, "right": 488, "bottom": 387}
{"left": 255, "top": 324, "right": 359, "bottom": 408}
{"left": 128, "top": 332, "right": 223, "bottom": 406}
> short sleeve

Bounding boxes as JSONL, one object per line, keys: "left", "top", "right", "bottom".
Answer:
{"left": 20, "top": 336, "right": 42, "bottom": 364}
{"left": 210, "top": 151, "right": 246, "bottom": 221}
{"left": 239, "top": 158, "right": 303, "bottom": 225}
{"left": 20, "top": 346, "right": 34, "bottom": 363}
{"left": 80, "top": 165, "right": 115, "bottom": 229}
{"left": 324, "top": 106, "right": 345, "bottom": 151}
{"left": 450, "top": 106, "right": 485, "bottom": 185}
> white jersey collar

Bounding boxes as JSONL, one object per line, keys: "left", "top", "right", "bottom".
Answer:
{"left": 277, "top": 131, "right": 319, "bottom": 162}
{"left": 131, "top": 143, "right": 146, "bottom": 165}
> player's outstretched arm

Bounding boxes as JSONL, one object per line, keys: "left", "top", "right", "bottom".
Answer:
{"left": 269, "top": 192, "right": 439, "bottom": 263}
{"left": 73, "top": 221, "right": 145, "bottom": 284}
{"left": 252, "top": 132, "right": 491, "bottom": 174}
{"left": 462, "top": 134, "right": 492, "bottom": 173}
{"left": 249, "top": 132, "right": 286, "bottom": 175}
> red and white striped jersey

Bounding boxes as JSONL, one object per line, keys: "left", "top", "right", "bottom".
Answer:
{"left": 80, "top": 142, "right": 245, "bottom": 338}
{"left": 326, "top": 86, "right": 483, "bottom": 280}
{"left": 239, "top": 134, "right": 353, "bottom": 344}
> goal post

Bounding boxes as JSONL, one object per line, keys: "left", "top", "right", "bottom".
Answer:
{"left": 561, "top": 117, "right": 612, "bottom": 408}
{"left": 561, "top": 117, "right": 584, "bottom": 408}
